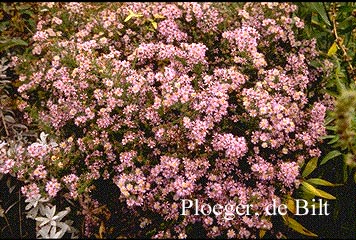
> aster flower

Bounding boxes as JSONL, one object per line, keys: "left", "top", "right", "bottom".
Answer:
{"left": 11, "top": 2, "right": 331, "bottom": 238}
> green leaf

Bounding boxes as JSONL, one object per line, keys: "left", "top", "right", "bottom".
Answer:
{"left": 301, "top": 181, "right": 336, "bottom": 200}
{"left": 325, "top": 125, "right": 337, "bottom": 131}
{"left": 338, "top": 16, "right": 355, "bottom": 31}
{"left": 259, "top": 229, "right": 266, "bottom": 238}
{"left": 151, "top": 21, "right": 157, "bottom": 29}
{"left": 282, "top": 215, "right": 318, "bottom": 237}
{"left": 343, "top": 160, "right": 348, "bottom": 183}
{"left": 321, "top": 135, "right": 335, "bottom": 140}
{"left": 302, "top": 157, "right": 318, "bottom": 178}
{"left": 320, "top": 150, "right": 342, "bottom": 165}
{"left": 124, "top": 10, "right": 143, "bottom": 22}
{"left": 124, "top": 14, "right": 133, "bottom": 22}
{"left": 16, "top": 3, "right": 31, "bottom": 10}
{"left": 321, "top": 134, "right": 339, "bottom": 145}
{"left": 327, "top": 135, "right": 339, "bottom": 145}
{"left": 0, "top": 38, "right": 28, "bottom": 52}
{"left": 327, "top": 42, "right": 338, "bottom": 56}
{"left": 324, "top": 116, "right": 334, "bottom": 126}
{"left": 310, "top": 2, "right": 331, "bottom": 26}
{"left": 309, "top": 60, "right": 322, "bottom": 69}
{"left": 306, "top": 178, "right": 342, "bottom": 187}
{"left": 285, "top": 195, "right": 296, "bottom": 214}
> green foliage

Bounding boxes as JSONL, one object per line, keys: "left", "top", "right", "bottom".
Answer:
{"left": 0, "top": 3, "right": 42, "bottom": 238}
{"left": 0, "top": 3, "right": 39, "bottom": 54}
{"left": 282, "top": 214, "right": 318, "bottom": 237}
{"left": 302, "top": 157, "right": 318, "bottom": 178}
{"left": 295, "top": 2, "right": 356, "bottom": 238}
{"left": 320, "top": 150, "right": 342, "bottom": 165}
{"left": 300, "top": 181, "right": 336, "bottom": 200}
{"left": 0, "top": 3, "right": 41, "bottom": 138}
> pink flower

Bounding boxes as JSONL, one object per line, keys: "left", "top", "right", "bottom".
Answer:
{"left": 45, "top": 179, "right": 61, "bottom": 198}
{"left": 277, "top": 161, "right": 300, "bottom": 188}
{"left": 52, "top": 17, "right": 63, "bottom": 25}
{"left": 0, "top": 159, "right": 15, "bottom": 174}
{"left": 27, "top": 143, "right": 49, "bottom": 159}
{"left": 33, "top": 164, "right": 47, "bottom": 179}
{"left": 21, "top": 183, "right": 40, "bottom": 200}
{"left": 32, "top": 31, "right": 48, "bottom": 42}
{"left": 212, "top": 133, "right": 248, "bottom": 159}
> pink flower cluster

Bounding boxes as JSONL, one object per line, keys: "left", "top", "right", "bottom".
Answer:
{"left": 8, "top": 2, "right": 333, "bottom": 238}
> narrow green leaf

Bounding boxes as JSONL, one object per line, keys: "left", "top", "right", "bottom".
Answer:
{"left": 124, "top": 10, "right": 143, "bottom": 22}
{"left": 338, "top": 16, "right": 354, "bottom": 31}
{"left": 327, "top": 135, "right": 339, "bottom": 145}
{"left": 309, "top": 60, "right": 321, "bottom": 69}
{"left": 325, "top": 125, "right": 337, "bottom": 131}
{"left": 321, "top": 135, "right": 335, "bottom": 140}
{"left": 306, "top": 178, "right": 342, "bottom": 187}
{"left": 327, "top": 42, "right": 338, "bottom": 56}
{"left": 131, "top": 10, "right": 143, "bottom": 18}
{"left": 301, "top": 181, "right": 336, "bottom": 200}
{"left": 16, "top": 3, "right": 31, "bottom": 10}
{"left": 310, "top": 2, "right": 331, "bottom": 26}
{"left": 324, "top": 116, "right": 334, "bottom": 126}
{"left": 302, "top": 157, "right": 318, "bottom": 178}
{"left": 282, "top": 215, "right": 318, "bottom": 237}
{"left": 0, "top": 38, "right": 28, "bottom": 52}
{"left": 285, "top": 195, "right": 296, "bottom": 214}
{"left": 259, "top": 229, "right": 266, "bottom": 239}
{"left": 124, "top": 14, "right": 133, "bottom": 22}
{"left": 320, "top": 150, "right": 342, "bottom": 165}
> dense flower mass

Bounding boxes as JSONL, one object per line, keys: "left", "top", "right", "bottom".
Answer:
{"left": 1, "top": 2, "right": 333, "bottom": 238}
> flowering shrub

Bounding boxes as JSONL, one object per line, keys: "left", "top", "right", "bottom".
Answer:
{"left": 5, "top": 2, "right": 334, "bottom": 238}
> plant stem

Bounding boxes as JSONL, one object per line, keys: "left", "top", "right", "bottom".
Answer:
{"left": 2, "top": 214, "right": 14, "bottom": 236}
{"left": 18, "top": 190, "right": 22, "bottom": 239}
{"left": 0, "top": 110, "right": 9, "bottom": 136}
{"left": 330, "top": 3, "right": 354, "bottom": 78}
